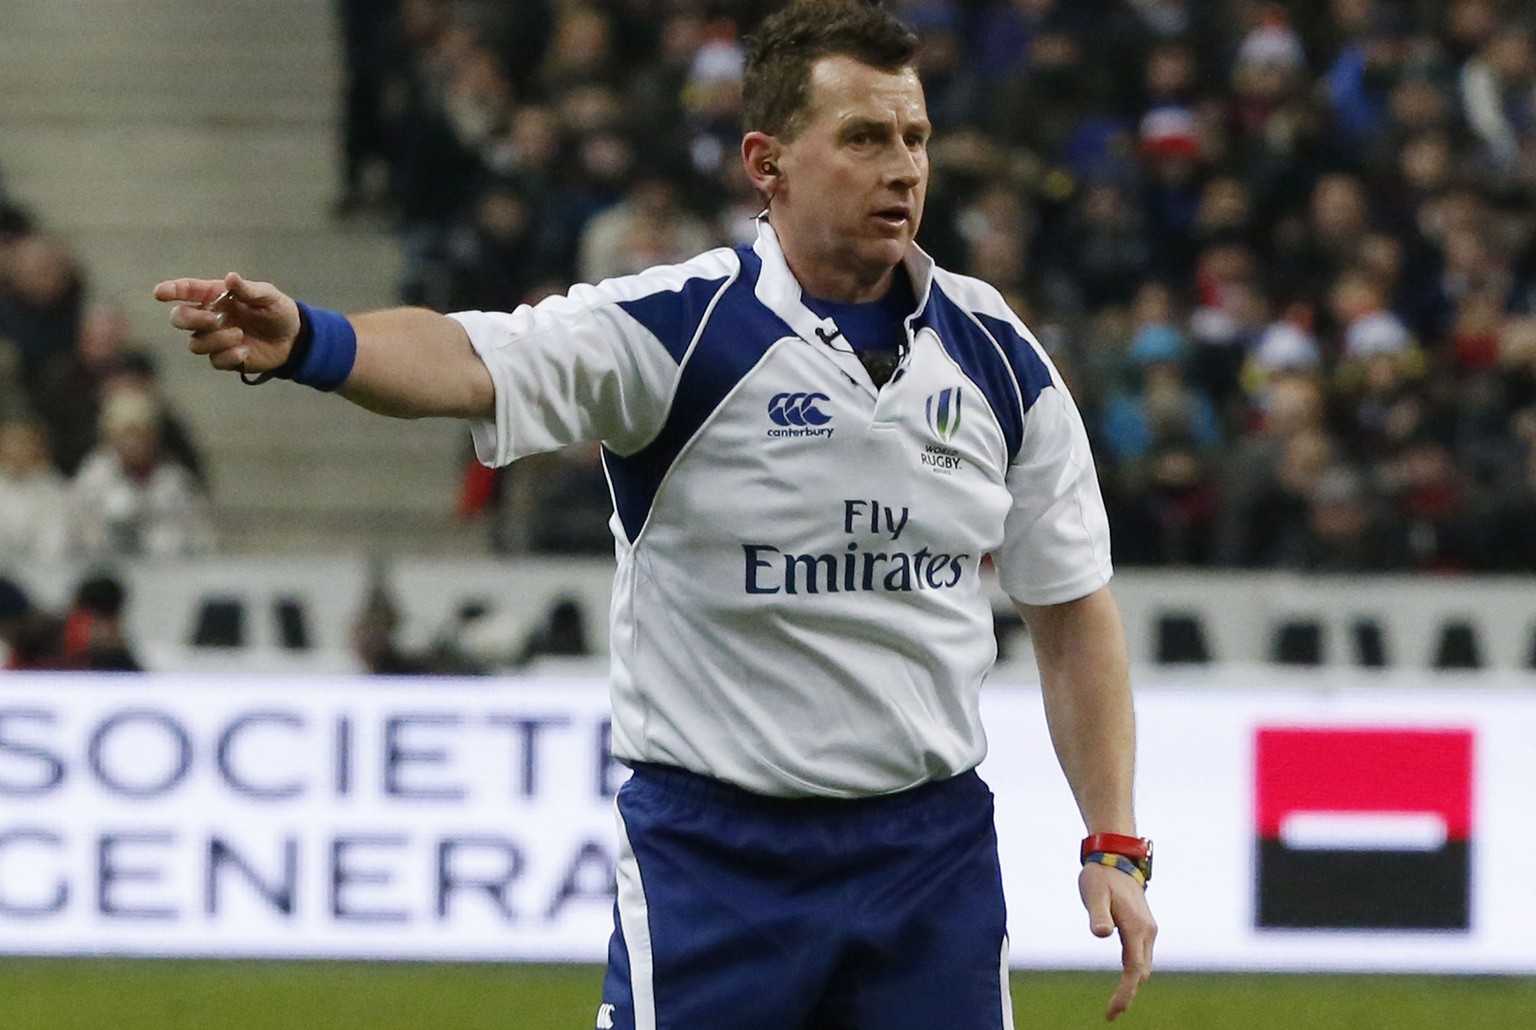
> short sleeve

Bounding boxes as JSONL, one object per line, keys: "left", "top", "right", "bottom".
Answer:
{"left": 448, "top": 250, "right": 737, "bottom": 468}
{"left": 992, "top": 382, "right": 1113, "bottom": 606}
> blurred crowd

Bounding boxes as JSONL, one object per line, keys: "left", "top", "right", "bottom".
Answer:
{"left": 0, "top": 181, "right": 214, "bottom": 565}
{"left": 0, "top": 572, "right": 142, "bottom": 672}
{"left": 336, "top": 0, "right": 1536, "bottom": 573}
{"left": 7, "top": 0, "right": 1536, "bottom": 577}
{"left": 0, "top": 562, "right": 589, "bottom": 675}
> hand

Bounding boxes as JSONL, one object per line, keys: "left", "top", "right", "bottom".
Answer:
{"left": 154, "top": 273, "right": 301, "bottom": 375}
{"left": 1079, "top": 862, "right": 1157, "bottom": 1021}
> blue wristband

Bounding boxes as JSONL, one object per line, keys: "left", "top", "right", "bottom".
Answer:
{"left": 1084, "top": 851, "right": 1148, "bottom": 889}
{"left": 288, "top": 301, "right": 357, "bottom": 391}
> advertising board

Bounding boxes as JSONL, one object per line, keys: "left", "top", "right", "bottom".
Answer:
{"left": 2, "top": 673, "right": 1532, "bottom": 972}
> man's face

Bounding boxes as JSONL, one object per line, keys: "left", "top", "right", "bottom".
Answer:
{"left": 771, "top": 56, "right": 930, "bottom": 290}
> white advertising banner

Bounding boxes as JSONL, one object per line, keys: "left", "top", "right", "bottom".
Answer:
{"left": 990, "top": 675, "right": 1536, "bottom": 974}
{"left": 1, "top": 672, "right": 1533, "bottom": 972}
{"left": 0, "top": 677, "right": 622, "bottom": 961}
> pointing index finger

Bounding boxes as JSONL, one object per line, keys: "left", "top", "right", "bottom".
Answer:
{"left": 153, "top": 278, "right": 225, "bottom": 305}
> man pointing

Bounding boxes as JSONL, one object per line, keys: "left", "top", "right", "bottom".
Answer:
{"left": 158, "top": 2, "right": 1155, "bottom": 1025}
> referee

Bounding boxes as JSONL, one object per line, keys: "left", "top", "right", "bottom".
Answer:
{"left": 158, "top": 1, "right": 1156, "bottom": 1025}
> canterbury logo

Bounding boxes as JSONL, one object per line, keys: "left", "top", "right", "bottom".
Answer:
{"left": 769, "top": 392, "right": 832, "bottom": 427}
{"left": 926, "top": 388, "right": 963, "bottom": 441}
{"left": 595, "top": 1003, "right": 615, "bottom": 1029}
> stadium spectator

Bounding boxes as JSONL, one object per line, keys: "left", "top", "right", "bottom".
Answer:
{"left": 0, "top": 417, "right": 70, "bottom": 562}
{"left": 333, "top": 0, "right": 404, "bottom": 218}
{"left": 1377, "top": 433, "right": 1482, "bottom": 570}
{"left": 1483, "top": 407, "right": 1536, "bottom": 570}
{"left": 955, "top": 178, "right": 1031, "bottom": 296}
{"left": 514, "top": 595, "right": 592, "bottom": 667}
{"left": 0, "top": 575, "right": 72, "bottom": 671}
{"left": 679, "top": 20, "right": 749, "bottom": 184}
{"left": 1459, "top": 24, "right": 1536, "bottom": 182}
{"left": 517, "top": 443, "right": 614, "bottom": 555}
{"left": 1137, "top": 104, "right": 1207, "bottom": 277}
{"left": 972, "top": 0, "right": 1082, "bottom": 86}
{"left": 418, "top": 176, "right": 564, "bottom": 313}
{"left": 1241, "top": 313, "right": 1323, "bottom": 407}
{"left": 28, "top": 302, "right": 207, "bottom": 482}
{"left": 99, "top": 352, "right": 209, "bottom": 489}
{"left": 538, "top": 3, "right": 622, "bottom": 97}
{"left": 58, "top": 572, "right": 143, "bottom": 672}
{"left": 1323, "top": 1, "right": 1413, "bottom": 157}
{"left": 1101, "top": 323, "right": 1222, "bottom": 463}
{"left": 351, "top": 572, "right": 435, "bottom": 675}
{"left": 1294, "top": 463, "right": 1406, "bottom": 572}
{"left": 1221, "top": 10, "right": 1320, "bottom": 208}
{"left": 70, "top": 389, "right": 215, "bottom": 558}
{"left": 1099, "top": 323, "right": 1223, "bottom": 564}
{"left": 1442, "top": 0, "right": 1500, "bottom": 67}
{"left": 1187, "top": 240, "right": 1268, "bottom": 414}
{"left": 577, "top": 170, "right": 722, "bottom": 284}
{"left": 986, "top": 20, "right": 1109, "bottom": 167}
{"left": 1047, "top": 179, "right": 1153, "bottom": 313}
{"left": 1215, "top": 371, "right": 1329, "bottom": 566}
{"left": 628, "top": 8, "right": 705, "bottom": 138}
{"left": 0, "top": 232, "right": 83, "bottom": 386}
{"left": 29, "top": 301, "right": 138, "bottom": 475}
{"left": 900, "top": 3, "right": 978, "bottom": 131}
{"left": 1244, "top": 426, "right": 1341, "bottom": 568}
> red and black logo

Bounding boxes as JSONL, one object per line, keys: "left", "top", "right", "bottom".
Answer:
{"left": 1254, "top": 727, "right": 1473, "bottom": 931}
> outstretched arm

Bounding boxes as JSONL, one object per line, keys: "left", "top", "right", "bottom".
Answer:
{"left": 154, "top": 273, "right": 494, "bottom": 420}
{"left": 1016, "top": 585, "right": 1156, "bottom": 1022}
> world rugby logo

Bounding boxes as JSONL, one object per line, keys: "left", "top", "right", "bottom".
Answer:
{"left": 768, "top": 392, "right": 832, "bottom": 427}
{"left": 925, "top": 388, "right": 962, "bottom": 442}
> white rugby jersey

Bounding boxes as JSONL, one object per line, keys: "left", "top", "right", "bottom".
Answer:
{"left": 453, "top": 221, "right": 1111, "bottom": 797}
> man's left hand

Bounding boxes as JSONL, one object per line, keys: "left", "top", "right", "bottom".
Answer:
{"left": 1079, "top": 862, "right": 1157, "bottom": 1021}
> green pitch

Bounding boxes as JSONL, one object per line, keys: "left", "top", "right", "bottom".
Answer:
{"left": 2, "top": 960, "right": 1533, "bottom": 1029}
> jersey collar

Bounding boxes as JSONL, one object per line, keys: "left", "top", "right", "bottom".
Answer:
{"left": 750, "top": 216, "right": 935, "bottom": 348}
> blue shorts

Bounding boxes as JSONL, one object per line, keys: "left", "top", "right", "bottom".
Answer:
{"left": 598, "top": 763, "right": 1015, "bottom": 1030}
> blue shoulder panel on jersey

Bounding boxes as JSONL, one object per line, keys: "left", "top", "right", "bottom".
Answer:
{"left": 917, "top": 285, "right": 1053, "bottom": 463}
{"left": 616, "top": 273, "right": 733, "bottom": 362}
{"left": 605, "top": 248, "right": 791, "bottom": 542}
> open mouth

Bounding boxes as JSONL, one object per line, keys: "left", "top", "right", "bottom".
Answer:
{"left": 872, "top": 206, "right": 911, "bottom": 229}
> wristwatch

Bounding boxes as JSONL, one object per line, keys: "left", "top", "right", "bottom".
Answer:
{"left": 1080, "top": 832, "right": 1153, "bottom": 887}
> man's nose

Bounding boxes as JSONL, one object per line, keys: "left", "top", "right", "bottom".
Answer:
{"left": 886, "top": 146, "right": 922, "bottom": 189}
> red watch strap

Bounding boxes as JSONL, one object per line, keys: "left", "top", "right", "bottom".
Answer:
{"left": 1080, "top": 832, "right": 1149, "bottom": 864}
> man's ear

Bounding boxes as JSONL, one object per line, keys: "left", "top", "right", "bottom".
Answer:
{"left": 742, "top": 131, "right": 783, "bottom": 199}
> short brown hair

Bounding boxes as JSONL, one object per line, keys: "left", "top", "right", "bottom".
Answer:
{"left": 743, "top": 0, "right": 919, "bottom": 139}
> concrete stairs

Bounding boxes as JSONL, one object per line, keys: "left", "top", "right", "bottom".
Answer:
{"left": 0, "top": 0, "right": 479, "bottom": 554}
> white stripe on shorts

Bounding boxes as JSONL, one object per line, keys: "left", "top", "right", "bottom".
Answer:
{"left": 614, "top": 802, "right": 657, "bottom": 1030}
{"left": 1000, "top": 936, "right": 1016, "bottom": 1030}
